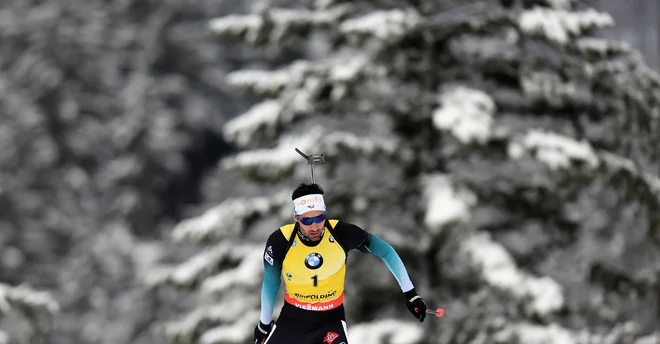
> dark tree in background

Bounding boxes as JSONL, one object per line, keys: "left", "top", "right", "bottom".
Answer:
{"left": 0, "top": 0, "right": 295, "bottom": 343}
{"left": 151, "top": 0, "right": 660, "bottom": 343}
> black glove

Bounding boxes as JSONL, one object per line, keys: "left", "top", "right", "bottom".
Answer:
{"left": 253, "top": 320, "right": 274, "bottom": 344}
{"left": 404, "top": 288, "right": 427, "bottom": 322}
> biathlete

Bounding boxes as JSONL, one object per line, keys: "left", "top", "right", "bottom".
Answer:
{"left": 254, "top": 182, "right": 427, "bottom": 344}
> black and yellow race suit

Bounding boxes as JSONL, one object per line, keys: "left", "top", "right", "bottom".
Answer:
{"left": 259, "top": 219, "right": 415, "bottom": 344}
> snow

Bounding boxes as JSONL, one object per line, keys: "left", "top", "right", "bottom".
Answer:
{"left": 339, "top": 9, "right": 421, "bottom": 42}
{"left": 421, "top": 174, "right": 477, "bottom": 233}
{"left": 146, "top": 246, "right": 227, "bottom": 288}
{"left": 221, "top": 126, "right": 399, "bottom": 176}
{"left": 199, "top": 311, "right": 261, "bottom": 344}
{"left": 495, "top": 322, "right": 576, "bottom": 344}
{"left": 599, "top": 151, "right": 660, "bottom": 197}
{"left": 496, "top": 321, "right": 651, "bottom": 344}
{"left": 201, "top": 247, "right": 263, "bottom": 294}
{"left": 208, "top": 14, "right": 263, "bottom": 43}
{"left": 0, "top": 331, "right": 7, "bottom": 344}
{"left": 518, "top": 8, "right": 614, "bottom": 45}
{"left": 329, "top": 55, "right": 370, "bottom": 82}
{"left": 546, "top": 0, "right": 576, "bottom": 9}
{"left": 146, "top": 243, "right": 265, "bottom": 291}
{"left": 576, "top": 38, "right": 630, "bottom": 56}
{"left": 223, "top": 100, "right": 283, "bottom": 147}
{"left": 223, "top": 56, "right": 379, "bottom": 148}
{"left": 0, "top": 283, "right": 60, "bottom": 316}
{"left": 432, "top": 86, "right": 496, "bottom": 144}
{"left": 159, "top": 300, "right": 260, "bottom": 344}
{"left": 347, "top": 319, "right": 424, "bottom": 344}
{"left": 226, "top": 60, "right": 312, "bottom": 95}
{"left": 169, "top": 192, "right": 289, "bottom": 244}
{"left": 636, "top": 332, "right": 660, "bottom": 344}
{"left": 508, "top": 129, "right": 599, "bottom": 170}
{"left": 461, "top": 232, "right": 565, "bottom": 316}
{"left": 269, "top": 7, "right": 349, "bottom": 26}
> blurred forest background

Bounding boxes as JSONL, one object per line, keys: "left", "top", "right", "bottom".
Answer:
{"left": 1, "top": 0, "right": 660, "bottom": 344}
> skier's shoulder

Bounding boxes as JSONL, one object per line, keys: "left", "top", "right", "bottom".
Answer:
{"left": 329, "top": 219, "right": 366, "bottom": 233}
{"left": 328, "top": 219, "right": 368, "bottom": 250}
{"left": 267, "top": 225, "right": 290, "bottom": 244}
{"left": 264, "top": 226, "right": 292, "bottom": 264}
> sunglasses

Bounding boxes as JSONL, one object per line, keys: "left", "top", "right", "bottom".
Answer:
{"left": 296, "top": 212, "right": 327, "bottom": 226}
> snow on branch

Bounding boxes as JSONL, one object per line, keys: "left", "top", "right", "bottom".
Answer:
{"left": 155, "top": 299, "right": 260, "bottom": 344}
{"left": 227, "top": 55, "right": 374, "bottom": 96}
{"left": 0, "top": 283, "right": 60, "bottom": 332}
{"left": 168, "top": 191, "right": 290, "bottom": 244}
{"left": 220, "top": 126, "right": 402, "bottom": 179}
{"left": 544, "top": 0, "right": 576, "bottom": 9}
{"left": 347, "top": 318, "right": 424, "bottom": 344}
{"left": 222, "top": 100, "right": 284, "bottom": 148}
{"left": 517, "top": 7, "right": 614, "bottom": 45}
{"left": 208, "top": 6, "right": 351, "bottom": 45}
{"left": 207, "top": 14, "right": 265, "bottom": 45}
{"left": 0, "top": 331, "right": 6, "bottom": 344}
{"left": 507, "top": 129, "right": 599, "bottom": 170}
{"left": 599, "top": 151, "right": 660, "bottom": 197}
{"left": 432, "top": 86, "right": 496, "bottom": 144}
{"left": 224, "top": 56, "right": 378, "bottom": 148}
{"left": 573, "top": 37, "right": 631, "bottom": 57}
{"left": 520, "top": 71, "right": 584, "bottom": 107}
{"left": 146, "top": 244, "right": 229, "bottom": 288}
{"left": 226, "top": 61, "right": 312, "bottom": 96}
{"left": 495, "top": 321, "right": 644, "bottom": 344}
{"left": 461, "top": 231, "right": 565, "bottom": 316}
{"left": 197, "top": 311, "right": 260, "bottom": 344}
{"left": 507, "top": 129, "right": 660, "bottom": 199}
{"left": 421, "top": 174, "right": 477, "bottom": 234}
{"left": 495, "top": 322, "right": 577, "bottom": 344}
{"left": 199, "top": 246, "right": 263, "bottom": 294}
{"left": 146, "top": 243, "right": 263, "bottom": 291}
{"left": 339, "top": 9, "right": 422, "bottom": 43}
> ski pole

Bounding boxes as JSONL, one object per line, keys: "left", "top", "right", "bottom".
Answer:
{"left": 295, "top": 148, "right": 325, "bottom": 183}
{"left": 415, "top": 307, "right": 445, "bottom": 317}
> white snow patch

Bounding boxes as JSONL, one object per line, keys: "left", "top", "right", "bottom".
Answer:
{"left": 223, "top": 100, "right": 283, "bottom": 147}
{"left": 0, "top": 283, "right": 60, "bottom": 315}
{"left": 199, "top": 310, "right": 261, "bottom": 344}
{"left": 432, "top": 86, "right": 496, "bottom": 143}
{"left": 546, "top": 0, "right": 576, "bottom": 9}
{"left": 495, "top": 322, "right": 576, "bottom": 344}
{"left": 518, "top": 8, "right": 614, "bottom": 45}
{"left": 201, "top": 248, "right": 264, "bottom": 293}
{"left": 508, "top": 130, "right": 599, "bottom": 170}
{"left": 221, "top": 126, "right": 399, "bottom": 177}
{"left": 339, "top": 9, "right": 421, "bottom": 42}
{"left": 169, "top": 192, "right": 289, "bottom": 244}
{"left": 347, "top": 319, "right": 424, "bottom": 344}
{"left": 421, "top": 174, "right": 477, "bottom": 233}
{"left": 461, "top": 232, "right": 564, "bottom": 315}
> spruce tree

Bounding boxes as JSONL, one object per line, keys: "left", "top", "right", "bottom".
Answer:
{"left": 0, "top": 283, "right": 59, "bottom": 344}
{"left": 151, "top": 0, "right": 660, "bottom": 343}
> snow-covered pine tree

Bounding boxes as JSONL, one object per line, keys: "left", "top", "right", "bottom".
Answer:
{"left": 150, "top": 0, "right": 660, "bottom": 343}
{"left": 0, "top": 283, "right": 59, "bottom": 343}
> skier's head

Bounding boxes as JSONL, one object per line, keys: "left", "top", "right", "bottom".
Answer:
{"left": 292, "top": 183, "right": 326, "bottom": 241}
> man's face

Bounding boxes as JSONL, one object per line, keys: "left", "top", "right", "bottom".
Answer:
{"left": 294, "top": 210, "right": 325, "bottom": 241}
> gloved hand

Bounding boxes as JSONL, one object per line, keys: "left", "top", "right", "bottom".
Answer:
{"left": 253, "top": 320, "right": 274, "bottom": 343}
{"left": 404, "top": 288, "right": 427, "bottom": 322}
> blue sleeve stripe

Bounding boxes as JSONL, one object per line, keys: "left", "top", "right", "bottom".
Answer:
{"left": 366, "top": 233, "right": 414, "bottom": 292}
{"left": 260, "top": 259, "right": 281, "bottom": 324}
